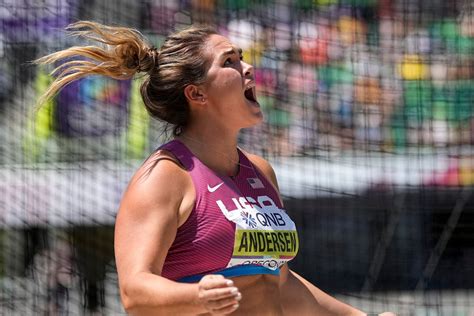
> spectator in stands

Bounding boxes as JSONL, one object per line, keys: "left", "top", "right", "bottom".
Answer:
{"left": 35, "top": 21, "right": 396, "bottom": 316}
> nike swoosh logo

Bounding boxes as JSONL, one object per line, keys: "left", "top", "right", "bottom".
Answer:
{"left": 207, "top": 182, "right": 224, "bottom": 192}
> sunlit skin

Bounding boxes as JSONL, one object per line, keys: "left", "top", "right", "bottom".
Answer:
{"left": 115, "top": 33, "right": 397, "bottom": 316}
{"left": 177, "top": 34, "right": 285, "bottom": 315}
{"left": 178, "top": 34, "right": 264, "bottom": 177}
{"left": 201, "top": 35, "right": 263, "bottom": 130}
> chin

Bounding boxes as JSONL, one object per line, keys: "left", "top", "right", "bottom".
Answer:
{"left": 243, "top": 113, "right": 264, "bottom": 129}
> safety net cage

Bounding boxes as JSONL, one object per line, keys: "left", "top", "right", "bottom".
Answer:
{"left": 0, "top": 0, "right": 473, "bottom": 314}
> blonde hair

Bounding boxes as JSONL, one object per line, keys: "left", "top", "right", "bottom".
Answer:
{"left": 36, "top": 21, "right": 217, "bottom": 135}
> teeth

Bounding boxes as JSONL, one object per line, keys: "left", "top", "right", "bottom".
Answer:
{"left": 245, "top": 82, "right": 255, "bottom": 90}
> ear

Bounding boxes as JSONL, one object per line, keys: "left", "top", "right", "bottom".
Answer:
{"left": 184, "top": 84, "right": 207, "bottom": 105}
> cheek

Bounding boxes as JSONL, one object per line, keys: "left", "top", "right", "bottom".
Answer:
{"left": 218, "top": 69, "right": 242, "bottom": 89}
{"left": 206, "top": 69, "right": 243, "bottom": 100}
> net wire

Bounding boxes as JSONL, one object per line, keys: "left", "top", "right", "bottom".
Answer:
{"left": 1, "top": 0, "right": 473, "bottom": 315}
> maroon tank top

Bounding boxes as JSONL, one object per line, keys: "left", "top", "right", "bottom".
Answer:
{"left": 159, "top": 140, "right": 298, "bottom": 282}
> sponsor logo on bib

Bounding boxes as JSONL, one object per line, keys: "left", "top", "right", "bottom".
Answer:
{"left": 216, "top": 195, "right": 298, "bottom": 270}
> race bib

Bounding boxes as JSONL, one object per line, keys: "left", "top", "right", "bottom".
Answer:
{"left": 216, "top": 195, "right": 299, "bottom": 270}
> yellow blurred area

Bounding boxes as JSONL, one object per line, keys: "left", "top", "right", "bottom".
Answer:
{"left": 33, "top": 70, "right": 55, "bottom": 139}
{"left": 338, "top": 16, "right": 367, "bottom": 45}
{"left": 399, "top": 55, "right": 429, "bottom": 80}
{"left": 315, "top": 0, "right": 339, "bottom": 5}
{"left": 459, "top": 158, "right": 474, "bottom": 185}
{"left": 242, "top": 44, "right": 264, "bottom": 67}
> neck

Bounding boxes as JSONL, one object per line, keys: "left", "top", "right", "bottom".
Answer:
{"left": 176, "top": 125, "right": 241, "bottom": 177}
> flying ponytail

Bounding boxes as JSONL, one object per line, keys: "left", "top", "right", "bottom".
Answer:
{"left": 36, "top": 21, "right": 217, "bottom": 135}
{"left": 35, "top": 20, "right": 157, "bottom": 105}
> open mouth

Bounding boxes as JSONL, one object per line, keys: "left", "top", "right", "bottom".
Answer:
{"left": 244, "top": 84, "right": 258, "bottom": 104}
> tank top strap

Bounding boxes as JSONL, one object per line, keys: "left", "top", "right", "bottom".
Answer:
{"left": 234, "top": 147, "right": 256, "bottom": 178}
{"left": 157, "top": 139, "right": 224, "bottom": 195}
{"left": 233, "top": 148, "right": 283, "bottom": 209}
{"left": 157, "top": 139, "right": 195, "bottom": 171}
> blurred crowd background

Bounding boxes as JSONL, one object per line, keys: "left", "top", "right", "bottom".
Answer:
{"left": 1, "top": 0, "right": 473, "bottom": 160}
{"left": 1, "top": 0, "right": 473, "bottom": 315}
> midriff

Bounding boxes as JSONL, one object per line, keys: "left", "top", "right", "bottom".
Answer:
{"left": 199, "top": 273, "right": 284, "bottom": 316}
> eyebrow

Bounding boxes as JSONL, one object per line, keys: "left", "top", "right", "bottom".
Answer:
{"left": 221, "top": 47, "right": 243, "bottom": 58}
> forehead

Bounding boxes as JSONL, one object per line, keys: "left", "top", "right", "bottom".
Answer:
{"left": 204, "top": 34, "right": 240, "bottom": 57}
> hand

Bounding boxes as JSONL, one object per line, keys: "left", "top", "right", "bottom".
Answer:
{"left": 378, "top": 313, "right": 397, "bottom": 316}
{"left": 197, "top": 274, "right": 241, "bottom": 315}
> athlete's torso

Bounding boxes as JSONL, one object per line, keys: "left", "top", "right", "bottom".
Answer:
{"left": 159, "top": 140, "right": 298, "bottom": 282}
{"left": 202, "top": 273, "right": 285, "bottom": 316}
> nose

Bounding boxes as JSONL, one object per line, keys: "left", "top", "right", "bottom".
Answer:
{"left": 242, "top": 61, "right": 254, "bottom": 78}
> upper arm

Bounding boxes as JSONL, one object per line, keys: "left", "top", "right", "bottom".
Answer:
{"left": 114, "top": 154, "right": 193, "bottom": 288}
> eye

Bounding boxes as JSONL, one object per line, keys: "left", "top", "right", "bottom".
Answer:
{"left": 223, "top": 55, "right": 243, "bottom": 66}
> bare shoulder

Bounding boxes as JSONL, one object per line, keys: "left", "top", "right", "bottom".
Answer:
{"left": 135, "top": 149, "right": 187, "bottom": 182}
{"left": 114, "top": 150, "right": 194, "bottom": 278}
{"left": 119, "top": 149, "right": 194, "bottom": 224}
{"left": 242, "top": 150, "right": 279, "bottom": 190}
{"left": 129, "top": 149, "right": 189, "bottom": 197}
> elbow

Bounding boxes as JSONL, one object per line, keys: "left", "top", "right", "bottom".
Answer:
{"left": 119, "top": 282, "right": 142, "bottom": 313}
{"left": 120, "top": 287, "right": 134, "bottom": 313}
{"left": 119, "top": 281, "right": 163, "bottom": 315}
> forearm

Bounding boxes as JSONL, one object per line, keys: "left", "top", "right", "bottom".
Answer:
{"left": 121, "top": 272, "right": 205, "bottom": 316}
{"left": 281, "top": 270, "right": 365, "bottom": 316}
